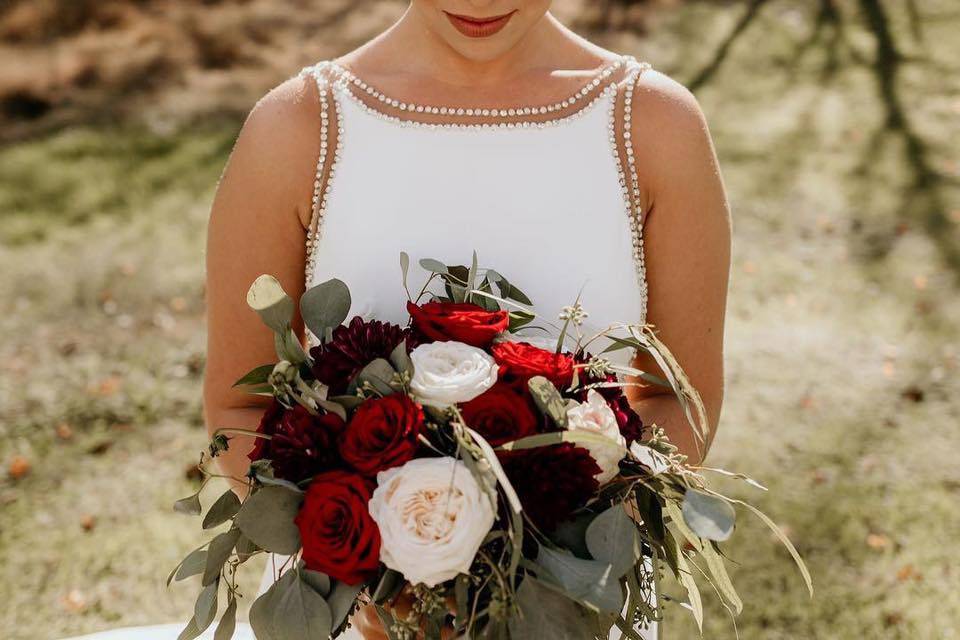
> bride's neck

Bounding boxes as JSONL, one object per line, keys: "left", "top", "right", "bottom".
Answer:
{"left": 354, "top": 9, "right": 581, "bottom": 88}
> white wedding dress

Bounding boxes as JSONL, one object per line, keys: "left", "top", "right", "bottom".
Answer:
{"left": 63, "top": 54, "right": 657, "bottom": 640}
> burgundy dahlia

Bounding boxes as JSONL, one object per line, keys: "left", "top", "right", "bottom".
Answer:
{"left": 498, "top": 443, "right": 600, "bottom": 532}
{"left": 310, "top": 316, "right": 409, "bottom": 394}
{"left": 248, "top": 400, "right": 345, "bottom": 482}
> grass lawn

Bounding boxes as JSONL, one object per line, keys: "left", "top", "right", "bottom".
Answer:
{"left": 1, "top": 1, "right": 958, "bottom": 638}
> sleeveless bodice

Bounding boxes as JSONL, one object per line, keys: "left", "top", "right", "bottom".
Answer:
{"left": 303, "top": 57, "right": 651, "bottom": 350}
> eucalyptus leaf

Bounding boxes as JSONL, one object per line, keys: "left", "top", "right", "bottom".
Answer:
{"left": 214, "top": 595, "right": 237, "bottom": 640}
{"left": 664, "top": 500, "right": 703, "bottom": 553}
{"left": 232, "top": 363, "right": 276, "bottom": 388}
{"left": 400, "top": 252, "right": 410, "bottom": 293}
{"left": 174, "top": 491, "right": 202, "bottom": 516}
{"left": 203, "top": 528, "right": 241, "bottom": 586}
{"left": 507, "top": 576, "right": 601, "bottom": 639}
{"left": 271, "top": 571, "right": 333, "bottom": 640}
{"left": 177, "top": 619, "right": 202, "bottom": 640}
{"left": 328, "top": 580, "right": 364, "bottom": 630}
{"left": 585, "top": 504, "right": 643, "bottom": 578}
{"left": 673, "top": 534, "right": 703, "bottom": 631}
{"left": 700, "top": 541, "right": 743, "bottom": 614}
{"left": 234, "top": 485, "right": 303, "bottom": 555}
{"left": 194, "top": 580, "right": 219, "bottom": 631}
{"left": 254, "top": 474, "right": 302, "bottom": 493}
{"left": 466, "top": 250, "right": 478, "bottom": 303}
{"left": 247, "top": 275, "right": 295, "bottom": 333}
{"left": 349, "top": 358, "right": 398, "bottom": 396}
{"left": 629, "top": 441, "right": 671, "bottom": 475}
{"left": 371, "top": 569, "right": 404, "bottom": 604}
{"left": 234, "top": 534, "right": 258, "bottom": 564}
{"left": 682, "top": 489, "right": 736, "bottom": 542}
{"left": 536, "top": 546, "right": 623, "bottom": 613}
{"left": 301, "top": 278, "right": 351, "bottom": 340}
{"left": 507, "top": 310, "right": 535, "bottom": 332}
{"left": 300, "top": 565, "right": 331, "bottom": 597}
{"left": 388, "top": 341, "right": 413, "bottom": 376}
{"left": 169, "top": 547, "right": 207, "bottom": 585}
{"left": 443, "top": 264, "right": 470, "bottom": 303}
{"left": 419, "top": 258, "right": 448, "bottom": 274}
{"left": 250, "top": 569, "right": 294, "bottom": 640}
{"left": 274, "top": 328, "right": 308, "bottom": 365}
{"left": 203, "top": 490, "right": 242, "bottom": 530}
{"left": 499, "top": 430, "right": 626, "bottom": 454}
{"left": 550, "top": 512, "right": 597, "bottom": 559}
{"left": 527, "top": 376, "right": 569, "bottom": 427}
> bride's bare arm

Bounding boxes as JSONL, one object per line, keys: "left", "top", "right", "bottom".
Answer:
{"left": 203, "top": 74, "right": 320, "bottom": 492}
{"left": 627, "top": 72, "right": 732, "bottom": 464}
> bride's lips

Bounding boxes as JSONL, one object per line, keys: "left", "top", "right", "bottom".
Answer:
{"left": 444, "top": 10, "right": 516, "bottom": 38}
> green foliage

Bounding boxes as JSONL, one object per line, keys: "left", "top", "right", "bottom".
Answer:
{"left": 300, "top": 278, "right": 351, "bottom": 341}
{"left": 507, "top": 577, "right": 600, "bottom": 639}
{"left": 681, "top": 489, "right": 736, "bottom": 542}
{"left": 233, "top": 485, "right": 303, "bottom": 555}
{"left": 526, "top": 376, "right": 569, "bottom": 428}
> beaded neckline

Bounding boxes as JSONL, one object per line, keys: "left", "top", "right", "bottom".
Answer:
{"left": 326, "top": 55, "right": 632, "bottom": 122}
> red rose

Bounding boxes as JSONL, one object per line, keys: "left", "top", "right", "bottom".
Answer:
{"left": 460, "top": 382, "right": 540, "bottom": 446}
{"left": 340, "top": 394, "right": 424, "bottom": 476}
{"left": 407, "top": 301, "right": 509, "bottom": 348}
{"left": 248, "top": 400, "right": 345, "bottom": 482}
{"left": 296, "top": 471, "right": 381, "bottom": 585}
{"left": 491, "top": 341, "right": 575, "bottom": 390}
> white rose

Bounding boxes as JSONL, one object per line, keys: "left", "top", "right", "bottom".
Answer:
{"left": 565, "top": 390, "right": 626, "bottom": 484}
{"left": 409, "top": 341, "right": 498, "bottom": 407}
{"left": 368, "top": 457, "right": 495, "bottom": 587}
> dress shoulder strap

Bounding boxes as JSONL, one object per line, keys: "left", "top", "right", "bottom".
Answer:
{"left": 608, "top": 58, "right": 654, "bottom": 306}
{"left": 297, "top": 60, "right": 344, "bottom": 286}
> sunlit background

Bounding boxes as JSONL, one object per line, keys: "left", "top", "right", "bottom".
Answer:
{"left": 1, "top": 1, "right": 958, "bottom": 638}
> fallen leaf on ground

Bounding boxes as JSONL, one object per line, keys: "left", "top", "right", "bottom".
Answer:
{"left": 896, "top": 564, "right": 922, "bottom": 582}
{"left": 866, "top": 533, "right": 891, "bottom": 550}
{"left": 87, "top": 440, "right": 113, "bottom": 455}
{"left": 8, "top": 455, "right": 30, "bottom": 480}
{"left": 60, "top": 589, "right": 88, "bottom": 614}
{"left": 80, "top": 514, "right": 96, "bottom": 532}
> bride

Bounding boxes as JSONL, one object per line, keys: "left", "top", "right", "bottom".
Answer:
{"left": 68, "top": 1, "right": 730, "bottom": 639}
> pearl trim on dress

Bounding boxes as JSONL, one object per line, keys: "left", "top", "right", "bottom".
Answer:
{"left": 328, "top": 57, "right": 628, "bottom": 120}
{"left": 301, "top": 62, "right": 343, "bottom": 287}
{"left": 299, "top": 57, "right": 653, "bottom": 322}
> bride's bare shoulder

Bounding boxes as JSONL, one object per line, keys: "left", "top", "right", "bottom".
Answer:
{"left": 632, "top": 69, "right": 711, "bottom": 148}
{"left": 220, "top": 69, "right": 323, "bottom": 227}
{"left": 629, "top": 69, "right": 719, "bottom": 198}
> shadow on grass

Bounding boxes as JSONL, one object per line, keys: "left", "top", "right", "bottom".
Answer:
{"left": 684, "top": 0, "right": 959, "bottom": 277}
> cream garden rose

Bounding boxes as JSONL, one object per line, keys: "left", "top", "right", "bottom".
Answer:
{"left": 566, "top": 390, "right": 627, "bottom": 484}
{"left": 409, "top": 341, "right": 498, "bottom": 407}
{"left": 368, "top": 457, "right": 495, "bottom": 587}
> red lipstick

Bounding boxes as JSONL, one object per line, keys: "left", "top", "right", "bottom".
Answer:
{"left": 444, "top": 10, "right": 516, "bottom": 38}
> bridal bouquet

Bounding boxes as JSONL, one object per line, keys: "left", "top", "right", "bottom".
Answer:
{"left": 170, "top": 254, "right": 810, "bottom": 640}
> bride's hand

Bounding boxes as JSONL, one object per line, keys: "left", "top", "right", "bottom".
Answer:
{"left": 352, "top": 589, "right": 457, "bottom": 640}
